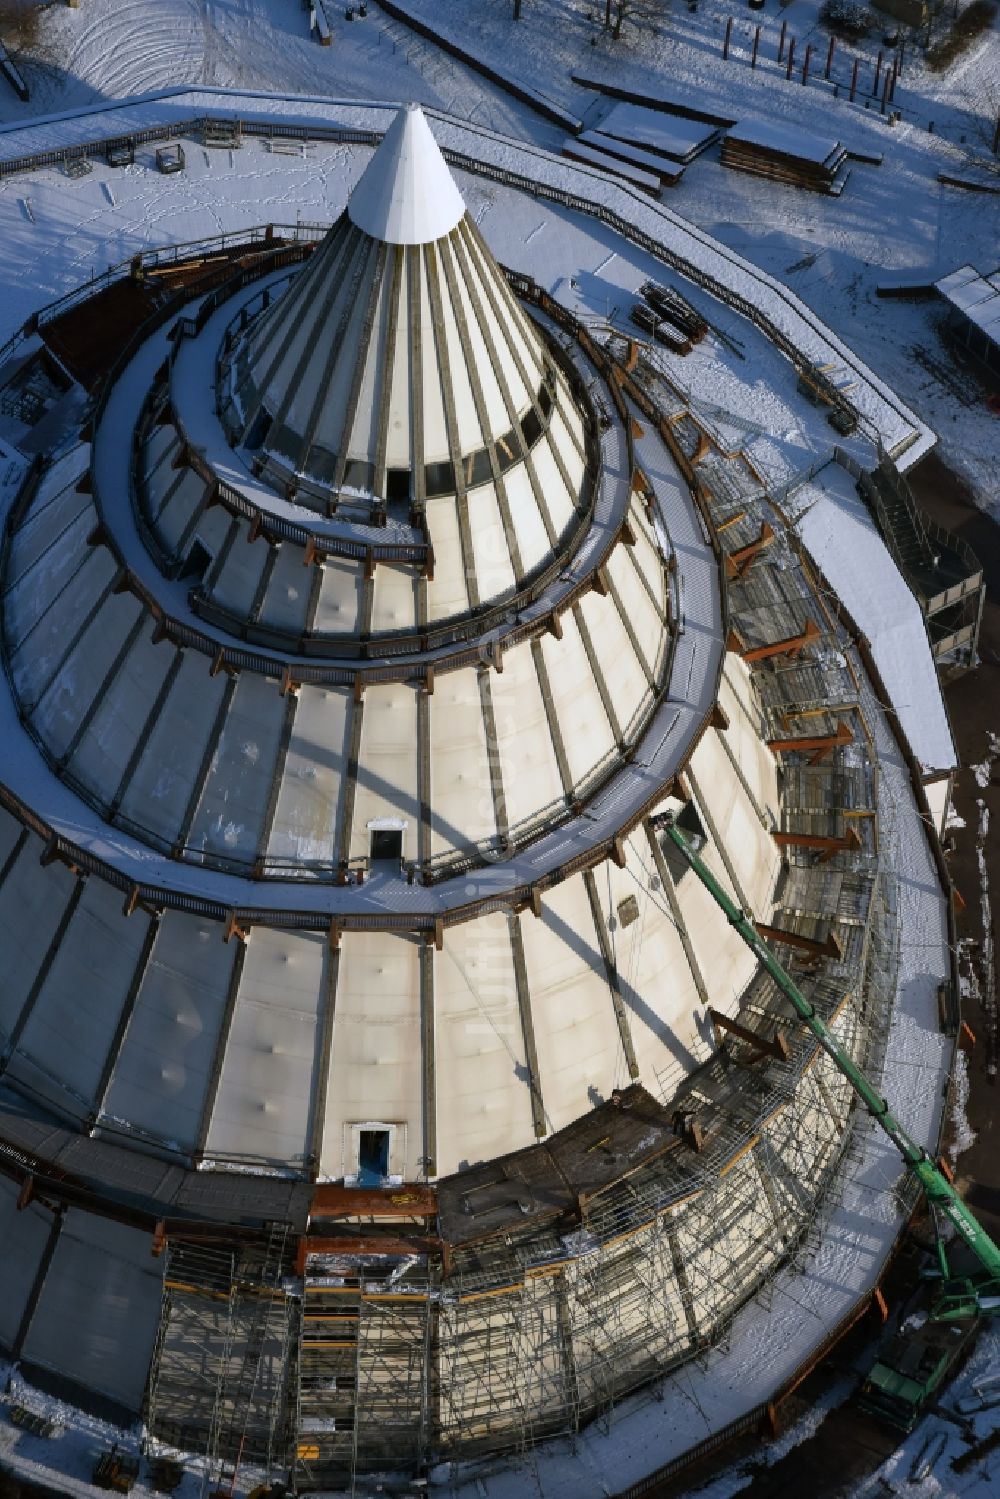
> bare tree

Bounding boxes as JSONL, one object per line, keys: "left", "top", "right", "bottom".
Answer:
{"left": 605, "top": 0, "right": 667, "bottom": 40}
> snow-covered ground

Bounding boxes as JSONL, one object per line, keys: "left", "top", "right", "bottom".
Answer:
{"left": 1, "top": 0, "right": 996, "bottom": 505}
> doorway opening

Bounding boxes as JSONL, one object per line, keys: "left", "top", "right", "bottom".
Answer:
{"left": 370, "top": 827, "right": 403, "bottom": 863}
{"left": 358, "top": 1128, "right": 391, "bottom": 1186}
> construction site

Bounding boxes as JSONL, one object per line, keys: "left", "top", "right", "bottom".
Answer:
{"left": 0, "top": 81, "right": 989, "bottom": 1499}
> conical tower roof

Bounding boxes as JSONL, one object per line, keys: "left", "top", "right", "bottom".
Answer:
{"left": 219, "top": 106, "right": 591, "bottom": 616}
{"left": 347, "top": 102, "right": 466, "bottom": 244}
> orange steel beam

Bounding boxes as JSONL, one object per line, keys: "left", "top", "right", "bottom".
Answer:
{"left": 724, "top": 521, "right": 774, "bottom": 578}
{"left": 742, "top": 616, "right": 821, "bottom": 663}
{"left": 773, "top": 827, "right": 862, "bottom": 862}
{"left": 767, "top": 720, "right": 853, "bottom": 761}
{"left": 709, "top": 1007, "right": 790, "bottom": 1063}
{"left": 755, "top": 922, "right": 844, "bottom": 960}
{"left": 310, "top": 1183, "right": 438, "bottom": 1219}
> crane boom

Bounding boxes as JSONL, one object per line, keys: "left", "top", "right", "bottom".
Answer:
{"left": 658, "top": 815, "right": 1000, "bottom": 1289}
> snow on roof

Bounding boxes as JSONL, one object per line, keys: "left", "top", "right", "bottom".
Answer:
{"left": 347, "top": 103, "right": 466, "bottom": 245}
{"left": 936, "top": 264, "right": 1000, "bottom": 343}
{"left": 726, "top": 116, "right": 840, "bottom": 165}
{"left": 792, "top": 462, "right": 957, "bottom": 774}
{"left": 599, "top": 101, "right": 717, "bottom": 162}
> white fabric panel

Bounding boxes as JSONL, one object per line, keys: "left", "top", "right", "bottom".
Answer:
{"left": 22, "top": 1211, "right": 162, "bottom": 1411}
{"left": 206, "top": 929, "right": 327, "bottom": 1166}
{"left": 450, "top": 240, "right": 510, "bottom": 438}
{"left": 28, "top": 445, "right": 91, "bottom": 514}
{"left": 371, "top": 563, "right": 418, "bottom": 634}
{"left": 69, "top": 630, "right": 175, "bottom": 809}
{"left": 437, "top": 250, "right": 483, "bottom": 455}
{"left": 0, "top": 1178, "right": 52, "bottom": 1350}
{"left": 519, "top": 878, "right": 625, "bottom": 1131}
{"left": 577, "top": 589, "right": 649, "bottom": 738}
{"left": 5, "top": 498, "right": 94, "bottom": 615}
{"left": 350, "top": 683, "right": 419, "bottom": 862}
{"left": 428, "top": 668, "right": 496, "bottom": 859}
{"left": 628, "top": 510, "right": 667, "bottom": 602}
{"left": 531, "top": 436, "right": 574, "bottom": 538}
{"left": 491, "top": 643, "right": 564, "bottom": 831}
{"left": 118, "top": 651, "right": 228, "bottom": 845}
{"left": 6, "top": 484, "right": 90, "bottom": 591}
{"left": 268, "top": 686, "right": 350, "bottom": 869}
{"left": 419, "top": 253, "right": 450, "bottom": 467}
{"left": 321, "top": 932, "right": 423, "bottom": 1180}
{"left": 267, "top": 685, "right": 349, "bottom": 870}
{"left": 142, "top": 421, "right": 176, "bottom": 474}
{"left": 597, "top": 845, "right": 714, "bottom": 1100}
{"left": 468, "top": 483, "right": 516, "bottom": 603}
{"left": 718, "top": 658, "right": 779, "bottom": 825}
{"left": 187, "top": 672, "right": 286, "bottom": 864}
{"left": 384, "top": 253, "right": 411, "bottom": 471}
{"left": 210, "top": 531, "right": 270, "bottom": 618}
{"left": 259, "top": 542, "right": 312, "bottom": 636}
{"left": 314, "top": 557, "right": 364, "bottom": 635}
{"left": 435, "top": 915, "right": 535, "bottom": 1173}
{"left": 100, "top": 911, "right": 237, "bottom": 1151}
{"left": 188, "top": 503, "right": 230, "bottom": 560}
{"left": 503, "top": 463, "right": 549, "bottom": 574}
{"left": 315, "top": 261, "right": 377, "bottom": 449}
{"left": 0, "top": 807, "right": 22, "bottom": 871}
{"left": 607, "top": 542, "right": 665, "bottom": 679}
{"left": 281, "top": 270, "right": 345, "bottom": 438}
{"left": 554, "top": 397, "right": 587, "bottom": 461}
{"left": 497, "top": 275, "right": 548, "bottom": 385}
{"left": 925, "top": 777, "right": 950, "bottom": 840}
{"left": 9, "top": 546, "right": 116, "bottom": 699}
{"left": 690, "top": 729, "right": 780, "bottom": 919}
{"left": 0, "top": 851, "right": 77, "bottom": 1044}
{"left": 153, "top": 468, "right": 205, "bottom": 552}
{"left": 346, "top": 254, "right": 395, "bottom": 463}
{"left": 464, "top": 237, "right": 533, "bottom": 410}
{"left": 425, "top": 497, "right": 470, "bottom": 622}
{"left": 539, "top": 616, "right": 616, "bottom": 788}
{"left": 10, "top": 881, "right": 150, "bottom": 1119}
{"left": 31, "top": 592, "right": 143, "bottom": 761}
{"left": 672, "top": 829, "right": 759, "bottom": 1020}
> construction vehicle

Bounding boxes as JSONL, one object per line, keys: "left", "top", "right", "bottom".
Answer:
{"left": 656, "top": 813, "right": 1000, "bottom": 1430}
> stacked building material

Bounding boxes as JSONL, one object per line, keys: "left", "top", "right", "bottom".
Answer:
{"left": 562, "top": 138, "right": 661, "bottom": 194}
{"left": 597, "top": 101, "right": 720, "bottom": 164}
{"left": 575, "top": 130, "right": 684, "bottom": 186}
{"left": 641, "top": 281, "right": 709, "bottom": 343}
{"left": 721, "top": 120, "right": 850, "bottom": 195}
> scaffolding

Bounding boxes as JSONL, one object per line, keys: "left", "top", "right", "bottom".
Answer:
{"left": 146, "top": 1227, "right": 296, "bottom": 1491}
{"left": 142, "top": 329, "right": 914, "bottom": 1492}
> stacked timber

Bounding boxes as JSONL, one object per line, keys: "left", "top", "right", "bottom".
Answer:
{"left": 721, "top": 120, "right": 850, "bottom": 196}
{"left": 641, "top": 281, "right": 708, "bottom": 342}
{"left": 561, "top": 138, "right": 661, "bottom": 195}
{"left": 575, "top": 130, "right": 684, "bottom": 186}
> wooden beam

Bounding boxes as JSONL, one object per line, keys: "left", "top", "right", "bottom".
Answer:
{"left": 767, "top": 720, "right": 853, "bottom": 761}
{"left": 310, "top": 1183, "right": 438, "bottom": 1220}
{"left": 773, "top": 826, "right": 862, "bottom": 863}
{"left": 725, "top": 521, "right": 775, "bottom": 579}
{"left": 709, "top": 1007, "right": 790, "bottom": 1063}
{"left": 755, "top": 922, "right": 844, "bottom": 960}
{"left": 742, "top": 616, "right": 821, "bottom": 663}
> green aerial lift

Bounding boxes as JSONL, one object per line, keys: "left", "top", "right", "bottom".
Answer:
{"left": 656, "top": 812, "right": 1000, "bottom": 1429}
